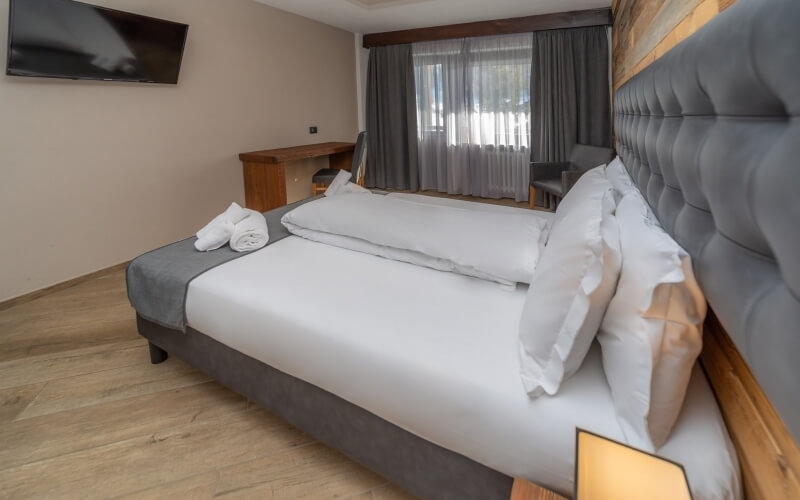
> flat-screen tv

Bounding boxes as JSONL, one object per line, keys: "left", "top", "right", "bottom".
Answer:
{"left": 6, "top": 0, "right": 188, "bottom": 84}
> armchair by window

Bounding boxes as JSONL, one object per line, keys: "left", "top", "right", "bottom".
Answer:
{"left": 529, "top": 144, "right": 614, "bottom": 209}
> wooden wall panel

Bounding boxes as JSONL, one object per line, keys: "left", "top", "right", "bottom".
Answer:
{"left": 612, "top": 0, "right": 738, "bottom": 89}
{"left": 613, "top": 2, "right": 800, "bottom": 498}
{"left": 363, "top": 9, "right": 611, "bottom": 47}
{"left": 701, "top": 313, "right": 800, "bottom": 500}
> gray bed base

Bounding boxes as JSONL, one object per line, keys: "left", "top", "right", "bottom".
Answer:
{"left": 138, "top": 315, "right": 514, "bottom": 500}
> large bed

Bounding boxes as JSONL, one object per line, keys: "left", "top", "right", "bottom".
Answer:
{"left": 138, "top": 193, "right": 738, "bottom": 499}
{"left": 185, "top": 196, "right": 738, "bottom": 497}
{"left": 131, "top": 0, "right": 800, "bottom": 499}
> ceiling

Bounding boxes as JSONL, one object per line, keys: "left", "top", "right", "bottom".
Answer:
{"left": 254, "top": 0, "right": 611, "bottom": 35}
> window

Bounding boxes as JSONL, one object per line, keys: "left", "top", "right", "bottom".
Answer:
{"left": 413, "top": 34, "right": 533, "bottom": 201}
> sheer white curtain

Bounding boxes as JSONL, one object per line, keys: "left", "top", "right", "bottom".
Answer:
{"left": 414, "top": 33, "right": 533, "bottom": 201}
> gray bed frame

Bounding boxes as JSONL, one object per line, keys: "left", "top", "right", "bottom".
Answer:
{"left": 137, "top": 0, "right": 800, "bottom": 497}
{"left": 138, "top": 317, "right": 513, "bottom": 500}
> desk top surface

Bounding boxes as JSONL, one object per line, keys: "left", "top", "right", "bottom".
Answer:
{"left": 239, "top": 142, "right": 355, "bottom": 164}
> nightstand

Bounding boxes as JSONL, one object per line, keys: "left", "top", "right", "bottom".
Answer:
{"left": 511, "top": 478, "right": 568, "bottom": 500}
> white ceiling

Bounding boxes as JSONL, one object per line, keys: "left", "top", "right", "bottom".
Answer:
{"left": 254, "top": 0, "right": 611, "bottom": 35}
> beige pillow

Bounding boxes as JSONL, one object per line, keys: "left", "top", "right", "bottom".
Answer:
{"left": 598, "top": 193, "right": 706, "bottom": 451}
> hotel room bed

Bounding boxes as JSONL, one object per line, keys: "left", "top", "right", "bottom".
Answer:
{"left": 136, "top": 192, "right": 739, "bottom": 499}
{"left": 183, "top": 228, "right": 738, "bottom": 499}
{"left": 132, "top": 0, "right": 800, "bottom": 498}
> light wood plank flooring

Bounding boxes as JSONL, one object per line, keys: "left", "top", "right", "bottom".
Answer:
{"left": 0, "top": 271, "right": 418, "bottom": 499}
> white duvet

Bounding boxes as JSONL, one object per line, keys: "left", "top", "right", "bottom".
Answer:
{"left": 281, "top": 193, "right": 548, "bottom": 286}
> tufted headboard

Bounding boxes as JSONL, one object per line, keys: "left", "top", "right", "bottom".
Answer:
{"left": 614, "top": 0, "right": 800, "bottom": 467}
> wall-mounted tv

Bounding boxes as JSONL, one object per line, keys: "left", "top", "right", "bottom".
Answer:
{"left": 6, "top": 0, "right": 188, "bottom": 84}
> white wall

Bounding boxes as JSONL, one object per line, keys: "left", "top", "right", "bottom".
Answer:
{"left": 0, "top": 0, "right": 358, "bottom": 301}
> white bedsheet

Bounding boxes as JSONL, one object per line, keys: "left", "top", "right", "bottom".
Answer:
{"left": 186, "top": 236, "right": 740, "bottom": 499}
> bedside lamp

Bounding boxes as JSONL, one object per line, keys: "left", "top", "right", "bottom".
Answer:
{"left": 575, "top": 429, "right": 692, "bottom": 500}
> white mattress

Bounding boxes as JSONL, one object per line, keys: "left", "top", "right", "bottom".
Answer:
{"left": 185, "top": 203, "right": 739, "bottom": 500}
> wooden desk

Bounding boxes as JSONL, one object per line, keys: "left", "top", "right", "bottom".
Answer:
{"left": 238, "top": 142, "right": 355, "bottom": 212}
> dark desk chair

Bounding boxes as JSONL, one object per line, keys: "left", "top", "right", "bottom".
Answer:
{"left": 312, "top": 131, "right": 367, "bottom": 195}
{"left": 529, "top": 144, "right": 614, "bottom": 210}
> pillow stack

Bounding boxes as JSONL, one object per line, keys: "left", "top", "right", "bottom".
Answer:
{"left": 598, "top": 179, "right": 706, "bottom": 451}
{"left": 518, "top": 157, "right": 707, "bottom": 452}
{"left": 605, "top": 156, "right": 638, "bottom": 199}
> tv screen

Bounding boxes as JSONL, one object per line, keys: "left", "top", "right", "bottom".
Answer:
{"left": 6, "top": 0, "right": 188, "bottom": 84}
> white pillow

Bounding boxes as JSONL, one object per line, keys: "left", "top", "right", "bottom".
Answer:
{"left": 324, "top": 169, "right": 353, "bottom": 196}
{"left": 605, "top": 156, "right": 660, "bottom": 222}
{"left": 518, "top": 167, "right": 621, "bottom": 397}
{"left": 598, "top": 193, "right": 706, "bottom": 451}
{"left": 605, "top": 156, "right": 637, "bottom": 197}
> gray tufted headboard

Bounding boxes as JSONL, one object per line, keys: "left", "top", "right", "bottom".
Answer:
{"left": 614, "top": 0, "right": 800, "bottom": 442}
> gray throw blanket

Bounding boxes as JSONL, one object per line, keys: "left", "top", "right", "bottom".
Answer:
{"left": 126, "top": 196, "right": 321, "bottom": 331}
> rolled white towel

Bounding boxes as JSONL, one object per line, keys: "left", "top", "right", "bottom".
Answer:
{"left": 195, "top": 217, "right": 234, "bottom": 252}
{"left": 195, "top": 202, "right": 249, "bottom": 252}
{"left": 230, "top": 209, "right": 269, "bottom": 252}
{"left": 221, "top": 202, "right": 250, "bottom": 225}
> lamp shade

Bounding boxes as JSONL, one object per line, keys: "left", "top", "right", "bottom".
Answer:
{"left": 575, "top": 429, "right": 692, "bottom": 500}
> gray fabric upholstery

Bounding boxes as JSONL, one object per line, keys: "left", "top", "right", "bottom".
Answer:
{"left": 569, "top": 144, "right": 614, "bottom": 171}
{"left": 614, "top": 0, "right": 800, "bottom": 441}
{"left": 530, "top": 144, "right": 613, "bottom": 203}
{"left": 138, "top": 316, "right": 514, "bottom": 500}
{"left": 365, "top": 45, "right": 419, "bottom": 191}
{"left": 530, "top": 161, "right": 569, "bottom": 182}
{"left": 311, "top": 168, "right": 339, "bottom": 185}
{"left": 531, "top": 178, "right": 563, "bottom": 196}
{"left": 530, "top": 26, "right": 611, "bottom": 164}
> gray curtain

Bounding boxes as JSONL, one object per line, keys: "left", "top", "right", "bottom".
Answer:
{"left": 365, "top": 44, "right": 419, "bottom": 191}
{"left": 530, "top": 26, "right": 610, "bottom": 163}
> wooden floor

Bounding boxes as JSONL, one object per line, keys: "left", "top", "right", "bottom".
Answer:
{"left": 0, "top": 270, "right": 418, "bottom": 499}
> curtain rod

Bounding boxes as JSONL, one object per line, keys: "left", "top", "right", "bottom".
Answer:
{"left": 362, "top": 8, "right": 612, "bottom": 49}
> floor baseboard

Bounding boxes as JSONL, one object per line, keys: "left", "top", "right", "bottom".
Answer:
{"left": 0, "top": 261, "right": 130, "bottom": 312}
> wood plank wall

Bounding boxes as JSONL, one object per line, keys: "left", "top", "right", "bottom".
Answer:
{"left": 613, "top": 3, "right": 800, "bottom": 498}
{"left": 612, "top": 0, "right": 738, "bottom": 89}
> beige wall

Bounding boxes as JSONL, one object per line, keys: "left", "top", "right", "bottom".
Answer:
{"left": 0, "top": 0, "right": 358, "bottom": 301}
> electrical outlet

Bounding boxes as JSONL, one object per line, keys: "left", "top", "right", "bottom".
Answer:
{"left": 309, "top": 126, "right": 318, "bottom": 134}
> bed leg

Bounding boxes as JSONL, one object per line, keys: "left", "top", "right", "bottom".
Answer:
{"left": 148, "top": 342, "right": 168, "bottom": 364}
